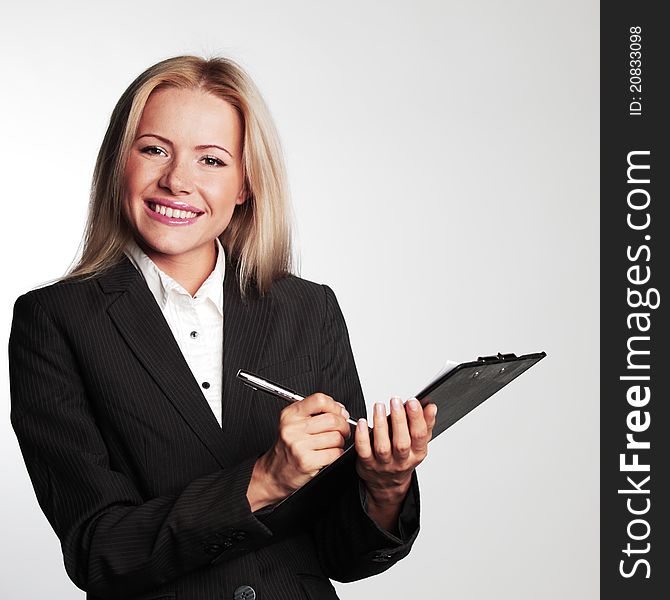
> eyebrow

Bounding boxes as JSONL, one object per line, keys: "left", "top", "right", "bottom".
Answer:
{"left": 136, "top": 133, "right": 234, "bottom": 158}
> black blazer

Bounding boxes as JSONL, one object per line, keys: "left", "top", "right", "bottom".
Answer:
{"left": 9, "top": 254, "right": 420, "bottom": 600}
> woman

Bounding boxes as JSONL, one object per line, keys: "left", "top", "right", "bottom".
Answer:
{"left": 9, "top": 56, "right": 436, "bottom": 600}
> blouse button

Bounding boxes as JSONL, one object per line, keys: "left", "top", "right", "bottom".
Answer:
{"left": 202, "top": 381, "right": 210, "bottom": 389}
{"left": 190, "top": 331, "right": 199, "bottom": 339}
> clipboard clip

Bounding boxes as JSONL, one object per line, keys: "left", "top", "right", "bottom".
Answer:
{"left": 477, "top": 352, "right": 518, "bottom": 363}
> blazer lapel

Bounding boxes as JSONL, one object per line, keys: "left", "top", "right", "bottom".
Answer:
{"left": 220, "top": 256, "right": 275, "bottom": 462}
{"left": 98, "top": 256, "right": 233, "bottom": 467}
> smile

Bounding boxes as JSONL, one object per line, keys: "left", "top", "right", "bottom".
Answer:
{"left": 148, "top": 202, "right": 200, "bottom": 219}
{"left": 142, "top": 199, "right": 204, "bottom": 226}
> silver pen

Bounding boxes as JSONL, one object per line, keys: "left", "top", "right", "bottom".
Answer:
{"left": 237, "top": 369, "right": 358, "bottom": 427}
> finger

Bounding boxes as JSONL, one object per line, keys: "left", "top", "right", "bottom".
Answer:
{"left": 406, "top": 398, "right": 429, "bottom": 454}
{"left": 307, "top": 430, "right": 346, "bottom": 450}
{"left": 354, "top": 418, "right": 373, "bottom": 461}
{"left": 313, "top": 447, "right": 345, "bottom": 469}
{"left": 304, "top": 412, "right": 351, "bottom": 438}
{"left": 424, "top": 403, "right": 438, "bottom": 440}
{"left": 389, "top": 396, "right": 411, "bottom": 460}
{"left": 372, "top": 402, "right": 392, "bottom": 464}
{"left": 335, "top": 402, "right": 354, "bottom": 437}
{"left": 297, "top": 393, "right": 350, "bottom": 421}
{"left": 293, "top": 445, "right": 344, "bottom": 475}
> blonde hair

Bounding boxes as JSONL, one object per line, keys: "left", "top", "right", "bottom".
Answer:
{"left": 64, "top": 55, "right": 293, "bottom": 295}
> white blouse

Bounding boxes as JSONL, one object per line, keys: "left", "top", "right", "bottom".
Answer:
{"left": 123, "top": 237, "right": 225, "bottom": 427}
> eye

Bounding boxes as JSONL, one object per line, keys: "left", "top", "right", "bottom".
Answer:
{"left": 140, "top": 145, "right": 168, "bottom": 157}
{"left": 201, "top": 155, "right": 226, "bottom": 167}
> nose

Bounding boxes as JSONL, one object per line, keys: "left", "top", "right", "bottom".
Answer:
{"left": 158, "top": 156, "right": 193, "bottom": 195}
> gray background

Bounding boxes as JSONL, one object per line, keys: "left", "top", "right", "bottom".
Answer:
{"left": 0, "top": 1, "right": 599, "bottom": 598}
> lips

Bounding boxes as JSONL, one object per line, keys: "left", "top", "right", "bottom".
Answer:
{"left": 142, "top": 199, "right": 204, "bottom": 226}
{"left": 145, "top": 198, "right": 205, "bottom": 214}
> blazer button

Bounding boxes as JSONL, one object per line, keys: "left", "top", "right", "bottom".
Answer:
{"left": 371, "top": 552, "right": 393, "bottom": 562}
{"left": 233, "top": 585, "right": 256, "bottom": 600}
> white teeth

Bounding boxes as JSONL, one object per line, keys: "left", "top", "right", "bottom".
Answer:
{"left": 149, "top": 202, "right": 199, "bottom": 220}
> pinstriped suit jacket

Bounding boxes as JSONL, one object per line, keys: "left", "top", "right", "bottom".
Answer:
{"left": 9, "top": 254, "right": 420, "bottom": 600}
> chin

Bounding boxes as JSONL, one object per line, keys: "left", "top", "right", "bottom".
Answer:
{"left": 144, "top": 234, "right": 213, "bottom": 259}
{"left": 144, "top": 239, "right": 194, "bottom": 257}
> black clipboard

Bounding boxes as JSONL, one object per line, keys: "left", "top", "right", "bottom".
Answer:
{"left": 256, "top": 351, "right": 546, "bottom": 533}
{"left": 416, "top": 351, "right": 546, "bottom": 438}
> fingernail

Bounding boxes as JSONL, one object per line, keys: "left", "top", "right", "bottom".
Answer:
{"left": 357, "top": 418, "right": 367, "bottom": 431}
{"left": 374, "top": 402, "right": 386, "bottom": 415}
{"left": 408, "top": 399, "right": 420, "bottom": 412}
{"left": 341, "top": 407, "right": 350, "bottom": 420}
{"left": 391, "top": 396, "right": 402, "bottom": 411}
{"left": 336, "top": 401, "right": 345, "bottom": 408}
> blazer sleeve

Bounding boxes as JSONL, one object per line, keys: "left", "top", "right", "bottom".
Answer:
{"left": 309, "top": 285, "right": 421, "bottom": 582}
{"left": 8, "top": 291, "right": 274, "bottom": 599}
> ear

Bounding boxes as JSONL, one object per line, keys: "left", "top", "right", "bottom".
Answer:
{"left": 235, "top": 184, "right": 247, "bottom": 205}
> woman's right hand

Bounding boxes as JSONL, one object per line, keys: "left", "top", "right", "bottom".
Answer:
{"left": 247, "top": 393, "right": 352, "bottom": 511}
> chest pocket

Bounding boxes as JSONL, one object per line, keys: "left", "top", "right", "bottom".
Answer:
{"left": 257, "top": 354, "right": 312, "bottom": 383}
{"left": 256, "top": 354, "right": 317, "bottom": 401}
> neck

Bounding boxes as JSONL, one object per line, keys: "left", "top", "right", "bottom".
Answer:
{"left": 142, "top": 241, "right": 218, "bottom": 297}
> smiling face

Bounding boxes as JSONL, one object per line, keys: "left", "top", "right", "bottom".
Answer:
{"left": 122, "top": 86, "right": 246, "bottom": 272}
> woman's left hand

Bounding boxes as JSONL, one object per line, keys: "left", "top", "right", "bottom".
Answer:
{"left": 354, "top": 397, "right": 437, "bottom": 533}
